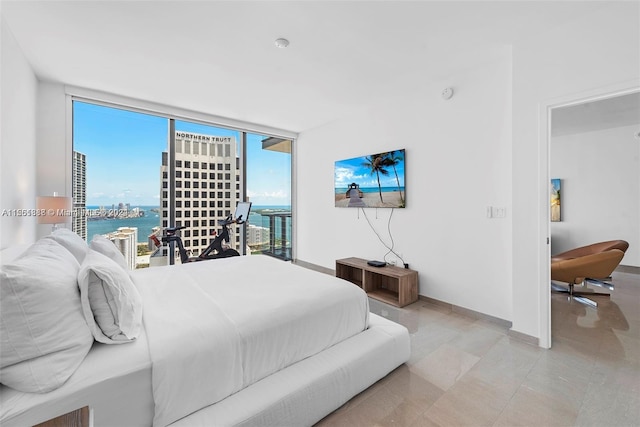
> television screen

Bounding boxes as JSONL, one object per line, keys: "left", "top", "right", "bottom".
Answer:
{"left": 334, "top": 149, "right": 405, "bottom": 208}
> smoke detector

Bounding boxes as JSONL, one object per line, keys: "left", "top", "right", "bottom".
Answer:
{"left": 275, "top": 38, "right": 290, "bottom": 48}
{"left": 441, "top": 87, "right": 454, "bottom": 100}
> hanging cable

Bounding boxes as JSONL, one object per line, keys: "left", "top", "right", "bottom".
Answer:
{"left": 360, "top": 207, "right": 405, "bottom": 266}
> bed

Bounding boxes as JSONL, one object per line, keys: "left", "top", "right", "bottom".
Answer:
{"left": 0, "top": 231, "right": 410, "bottom": 426}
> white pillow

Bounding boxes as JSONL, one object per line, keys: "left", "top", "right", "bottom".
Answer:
{"left": 0, "top": 244, "right": 30, "bottom": 265}
{"left": 90, "top": 234, "right": 129, "bottom": 271}
{"left": 0, "top": 239, "right": 93, "bottom": 393}
{"left": 45, "top": 227, "right": 89, "bottom": 264}
{"left": 78, "top": 249, "right": 143, "bottom": 344}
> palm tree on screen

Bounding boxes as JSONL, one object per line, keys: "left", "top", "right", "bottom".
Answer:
{"left": 362, "top": 154, "right": 389, "bottom": 203}
{"left": 384, "top": 151, "right": 404, "bottom": 206}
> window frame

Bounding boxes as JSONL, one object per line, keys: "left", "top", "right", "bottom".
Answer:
{"left": 67, "top": 88, "right": 296, "bottom": 258}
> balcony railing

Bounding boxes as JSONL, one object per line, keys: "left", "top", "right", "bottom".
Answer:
{"left": 249, "top": 211, "right": 292, "bottom": 261}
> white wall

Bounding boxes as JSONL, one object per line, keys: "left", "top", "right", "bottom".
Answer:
{"left": 511, "top": 2, "right": 640, "bottom": 340}
{"left": 551, "top": 125, "right": 639, "bottom": 267}
{"left": 35, "top": 82, "right": 70, "bottom": 239}
{"left": 297, "top": 57, "right": 513, "bottom": 322}
{"left": 0, "top": 19, "right": 38, "bottom": 249}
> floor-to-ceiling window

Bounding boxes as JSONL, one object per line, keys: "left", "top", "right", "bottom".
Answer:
{"left": 246, "top": 134, "right": 292, "bottom": 260}
{"left": 72, "top": 99, "right": 293, "bottom": 268}
{"left": 72, "top": 101, "right": 167, "bottom": 270}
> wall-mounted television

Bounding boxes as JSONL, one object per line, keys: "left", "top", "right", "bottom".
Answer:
{"left": 334, "top": 149, "right": 405, "bottom": 208}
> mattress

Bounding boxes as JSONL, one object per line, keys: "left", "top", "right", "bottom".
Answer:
{"left": 0, "top": 328, "right": 153, "bottom": 427}
{"left": 132, "top": 255, "right": 371, "bottom": 425}
{"left": 0, "top": 313, "right": 409, "bottom": 427}
{"left": 173, "top": 313, "right": 410, "bottom": 427}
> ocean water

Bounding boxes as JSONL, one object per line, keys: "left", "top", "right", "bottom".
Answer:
{"left": 86, "top": 206, "right": 161, "bottom": 243}
{"left": 335, "top": 186, "right": 404, "bottom": 194}
{"left": 86, "top": 205, "right": 291, "bottom": 243}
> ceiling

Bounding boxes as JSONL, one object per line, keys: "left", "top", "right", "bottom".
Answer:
{"left": 1, "top": 1, "right": 613, "bottom": 133}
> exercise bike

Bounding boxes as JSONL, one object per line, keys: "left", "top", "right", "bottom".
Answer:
{"left": 158, "top": 202, "right": 252, "bottom": 265}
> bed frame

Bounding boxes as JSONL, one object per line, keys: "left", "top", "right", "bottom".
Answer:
{"left": 1, "top": 313, "right": 408, "bottom": 426}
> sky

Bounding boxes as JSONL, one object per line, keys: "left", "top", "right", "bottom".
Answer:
{"left": 73, "top": 101, "right": 291, "bottom": 207}
{"left": 334, "top": 150, "right": 405, "bottom": 191}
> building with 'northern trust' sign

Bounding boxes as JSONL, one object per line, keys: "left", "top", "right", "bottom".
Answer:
{"left": 160, "top": 131, "right": 241, "bottom": 259}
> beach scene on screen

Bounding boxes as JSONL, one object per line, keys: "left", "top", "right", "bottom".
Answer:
{"left": 335, "top": 149, "right": 405, "bottom": 208}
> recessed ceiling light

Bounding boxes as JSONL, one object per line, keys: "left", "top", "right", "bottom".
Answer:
{"left": 275, "top": 38, "right": 290, "bottom": 48}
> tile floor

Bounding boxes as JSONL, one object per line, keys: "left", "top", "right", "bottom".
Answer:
{"left": 316, "top": 270, "right": 639, "bottom": 427}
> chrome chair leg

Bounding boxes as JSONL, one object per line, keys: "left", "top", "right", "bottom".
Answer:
{"left": 551, "top": 282, "right": 569, "bottom": 293}
{"left": 571, "top": 279, "right": 613, "bottom": 297}
{"left": 550, "top": 279, "right": 612, "bottom": 308}
{"left": 585, "top": 277, "right": 615, "bottom": 291}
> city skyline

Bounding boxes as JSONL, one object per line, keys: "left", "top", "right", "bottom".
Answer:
{"left": 73, "top": 101, "right": 291, "bottom": 207}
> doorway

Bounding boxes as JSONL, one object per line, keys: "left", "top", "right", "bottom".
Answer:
{"left": 547, "top": 90, "right": 640, "bottom": 346}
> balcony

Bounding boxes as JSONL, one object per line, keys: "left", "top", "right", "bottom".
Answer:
{"left": 248, "top": 210, "right": 292, "bottom": 261}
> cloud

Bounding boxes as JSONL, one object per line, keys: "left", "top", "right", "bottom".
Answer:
{"left": 246, "top": 188, "right": 290, "bottom": 204}
{"left": 247, "top": 189, "right": 288, "bottom": 199}
{"left": 335, "top": 166, "right": 354, "bottom": 184}
{"left": 265, "top": 190, "right": 288, "bottom": 199}
{"left": 335, "top": 167, "right": 368, "bottom": 184}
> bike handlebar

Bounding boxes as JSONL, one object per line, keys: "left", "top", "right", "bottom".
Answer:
{"left": 165, "top": 225, "right": 187, "bottom": 233}
{"left": 166, "top": 215, "right": 245, "bottom": 233}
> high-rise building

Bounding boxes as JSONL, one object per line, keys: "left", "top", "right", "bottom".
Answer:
{"left": 104, "top": 227, "right": 138, "bottom": 270}
{"left": 72, "top": 151, "right": 87, "bottom": 240}
{"left": 160, "top": 131, "right": 241, "bottom": 257}
{"left": 247, "top": 224, "right": 269, "bottom": 247}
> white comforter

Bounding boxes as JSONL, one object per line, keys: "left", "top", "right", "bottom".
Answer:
{"left": 132, "top": 255, "right": 369, "bottom": 427}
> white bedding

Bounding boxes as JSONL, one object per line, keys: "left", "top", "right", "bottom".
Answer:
{"left": 175, "top": 313, "right": 410, "bottom": 427}
{"left": 132, "top": 255, "right": 370, "bottom": 426}
{"left": 0, "top": 329, "right": 153, "bottom": 426}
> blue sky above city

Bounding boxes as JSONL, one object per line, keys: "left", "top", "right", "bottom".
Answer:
{"left": 334, "top": 150, "right": 405, "bottom": 191}
{"left": 73, "top": 101, "right": 291, "bottom": 207}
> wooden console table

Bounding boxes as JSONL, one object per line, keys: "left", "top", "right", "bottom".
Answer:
{"left": 336, "top": 257, "right": 418, "bottom": 307}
